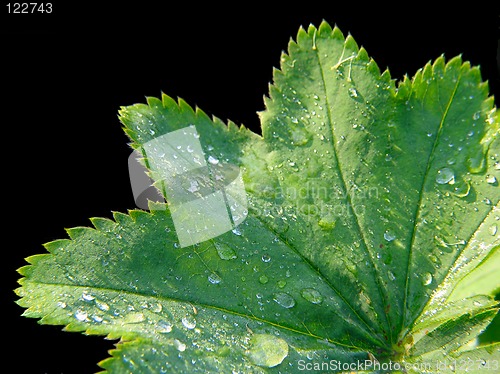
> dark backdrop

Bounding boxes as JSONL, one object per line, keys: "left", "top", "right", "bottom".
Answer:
{"left": 2, "top": 5, "right": 499, "bottom": 373}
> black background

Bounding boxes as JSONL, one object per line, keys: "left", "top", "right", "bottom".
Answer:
{"left": 2, "top": 4, "right": 499, "bottom": 373}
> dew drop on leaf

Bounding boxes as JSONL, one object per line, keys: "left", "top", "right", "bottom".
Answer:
{"left": 214, "top": 242, "right": 237, "bottom": 260}
{"left": 261, "top": 254, "right": 271, "bottom": 263}
{"left": 124, "top": 312, "right": 145, "bottom": 324}
{"left": 157, "top": 320, "right": 173, "bottom": 333}
{"left": 273, "top": 292, "right": 296, "bottom": 308}
{"left": 300, "top": 288, "right": 323, "bottom": 304}
{"left": 207, "top": 155, "right": 219, "bottom": 165}
{"left": 277, "top": 280, "right": 287, "bottom": 289}
{"left": 181, "top": 315, "right": 197, "bottom": 329}
{"left": 75, "top": 310, "right": 88, "bottom": 322}
{"left": 436, "top": 168, "right": 455, "bottom": 184}
{"left": 82, "top": 292, "right": 95, "bottom": 301}
{"left": 348, "top": 87, "right": 359, "bottom": 98}
{"left": 387, "top": 271, "right": 396, "bottom": 281}
{"left": 174, "top": 339, "right": 186, "bottom": 352}
{"left": 423, "top": 273, "right": 433, "bottom": 286}
{"left": 489, "top": 224, "right": 497, "bottom": 236}
{"left": 247, "top": 334, "right": 288, "bottom": 368}
{"left": 208, "top": 272, "right": 222, "bottom": 284}
{"left": 384, "top": 230, "right": 396, "bottom": 242}
{"left": 259, "top": 275, "right": 269, "bottom": 284}
{"left": 486, "top": 175, "right": 497, "bottom": 184}
{"left": 95, "top": 300, "right": 110, "bottom": 312}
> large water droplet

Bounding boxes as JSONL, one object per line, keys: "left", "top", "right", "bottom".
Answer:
{"left": 384, "top": 230, "right": 396, "bottom": 242}
{"left": 423, "top": 272, "right": 433, "bottom": 286}
{"left": 75, "top": 310, "right": 88, "bottom": 322}
{"left": 318, "top": 214, "right": 336, "bottom": 230}
{"left": 290, "top": 127, "right": 311, "bottom": 146}
{"left": 187, "top": 180, "right": 200, "bottom": 193}
{"left": 208, "top": 273, "right": 222, "bottom": 284}
{"left": 231, "top": 227, "right": 242, "bottom": 236}
{"left": 174, "top": 339, "right": 186, "bottom": 352}
{"left": 348, "top": 87, "right": 359, "bottom": 98}
{"left": 259, "top": 275, "right": 269, "bottom": 284}
{"left": 300, "top": 288, "right": 323, "bottom": 304}
{"left": 489, "top": 224, "right": 498, "bottom": 236}
{"left": 124, "top": 312, "right": 145, "bottom": 324}
{"left": 82, "top": 292, "right": 95, "bottom": 301}
{"left": 96, "top": 300, "right": 110, "bottom": 312}
{"left": 181, "top": 315, "right": 197, "bottom": 329}
{"left": 273, "top": 292, "right": 295, "bottom": 308}
{"left": 277, "top": 280, "right": 287, "bottom": 289}
{"left": 207, "top": 155, "right": 219, "bottom": 165}
{"left": 486, "top": 175, "right": 497, "bottom": 184}
{"left": 467, "top": 154, "right": 486, "bottom": 174}
{"left": 387, "top": 271, "right": 396, "bottom": 281}
{"left": 157, "top": 320, "right": 173, "bottom": 333}
{"left": 261, "top": 254, "right": 271, "bottom": 263}
{"left": 247, "top": 334, "right": 288, "bottom": 368}
{"left": 436, "top": 168, "right": 455, "bottom": 184}
{"left": 214, "top": 242, "right": 237, "bottom": 260}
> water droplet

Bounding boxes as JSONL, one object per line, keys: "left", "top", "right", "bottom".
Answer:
{"left": 95, "top": 300, "right": 109, "bottom": 312}
{"left": 92, "top": 315, "right": 103, "bottom": 323}
{"left": 247, "top": 334, "right": 288, "bottom": 368}
{"left": 187, "top": 180, "right": 199, "bottom": 193}
{"left": 208, "top": 272, "right": 222, "bottom": 284}
{"left": 174, "top": 339, "right": 186, "bottom": 352}
{"left": 157, "top": 320, "right": 173, "bottom": 333}
{"left": 261, "top": 254, "right": 271, "bottom": 263}
{"left": 423, "top": 272, "right": 433, "bottom": 286}
{"left": 436, "top": 168, "right": 455, "bottom": 184}
{"left": 207, "top": 145, "right": 214, "bottom": 151}
{"left": 387, "top": 271, "right": 396, "bottom": 281}
{"left": 489, "top": 224, "right": 497, "bottom": 236}
{"left": 124, "top": 312, "right": 145, "bottom": 324}
{"left": 75, "top": 310, "right": 88, "bottom": 322}
{"left": 259, "top": 275, "right": 269, "bottom": 284}
{"left": 214, "top": 242, "right": 237, "bottom": 260}
{"left": 467, "top": 154, "right": 486, "bottom": 174}
{"left": 182, "top": 315, "right": 197, "bottom": 329}
{"left": 231, "top": 227, "right": 242, "bottom": 236}
{"left": 495, "top": 162, "right": 500, "bottom": 170}
{"left": 348, "top": 87, "right": 359, "bottom": 98}
{"left": 57, "top": 301, "right": 67, "bottom": 309}
{"left": 82, "top": 292, "right": 95, "bottom": 301}
{"left": 186, "top": 145, "right": 194, "bottom": 153}
{"left": 290, "top": 127, "right": 311, "bottom": 146}
{"left": 273, "top": 292, "right": 295, "bottom": 308}
{"left": 452, "top": 180, "right": 471, "bottom": 198}
{"left": 384, "top": 230, "right": 396, "bottom": 242}
{"left": 473, "top": 111, "right": 481, "bottom": 120}
{"left": 486, "top": 175, "right": 497, "bottom": 184}
{"left": 277, "top": 280, "right": 287, "bottom": 288}
{"left": 208, "top": 155, "right": 219, "bottom": 165}
{"left": 300, "top": 288, "right": 323, "bottom": 304}
{"left": 318, "top": 214, "right": 336, "bottom": 230}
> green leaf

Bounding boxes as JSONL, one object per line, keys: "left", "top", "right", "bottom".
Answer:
{"left": 17, "top": 21, "right": 500, "bottom": 372}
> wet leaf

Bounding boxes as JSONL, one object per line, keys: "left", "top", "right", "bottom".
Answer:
{"left": 17, "top": 21, "right": 500, "bottom": 372}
